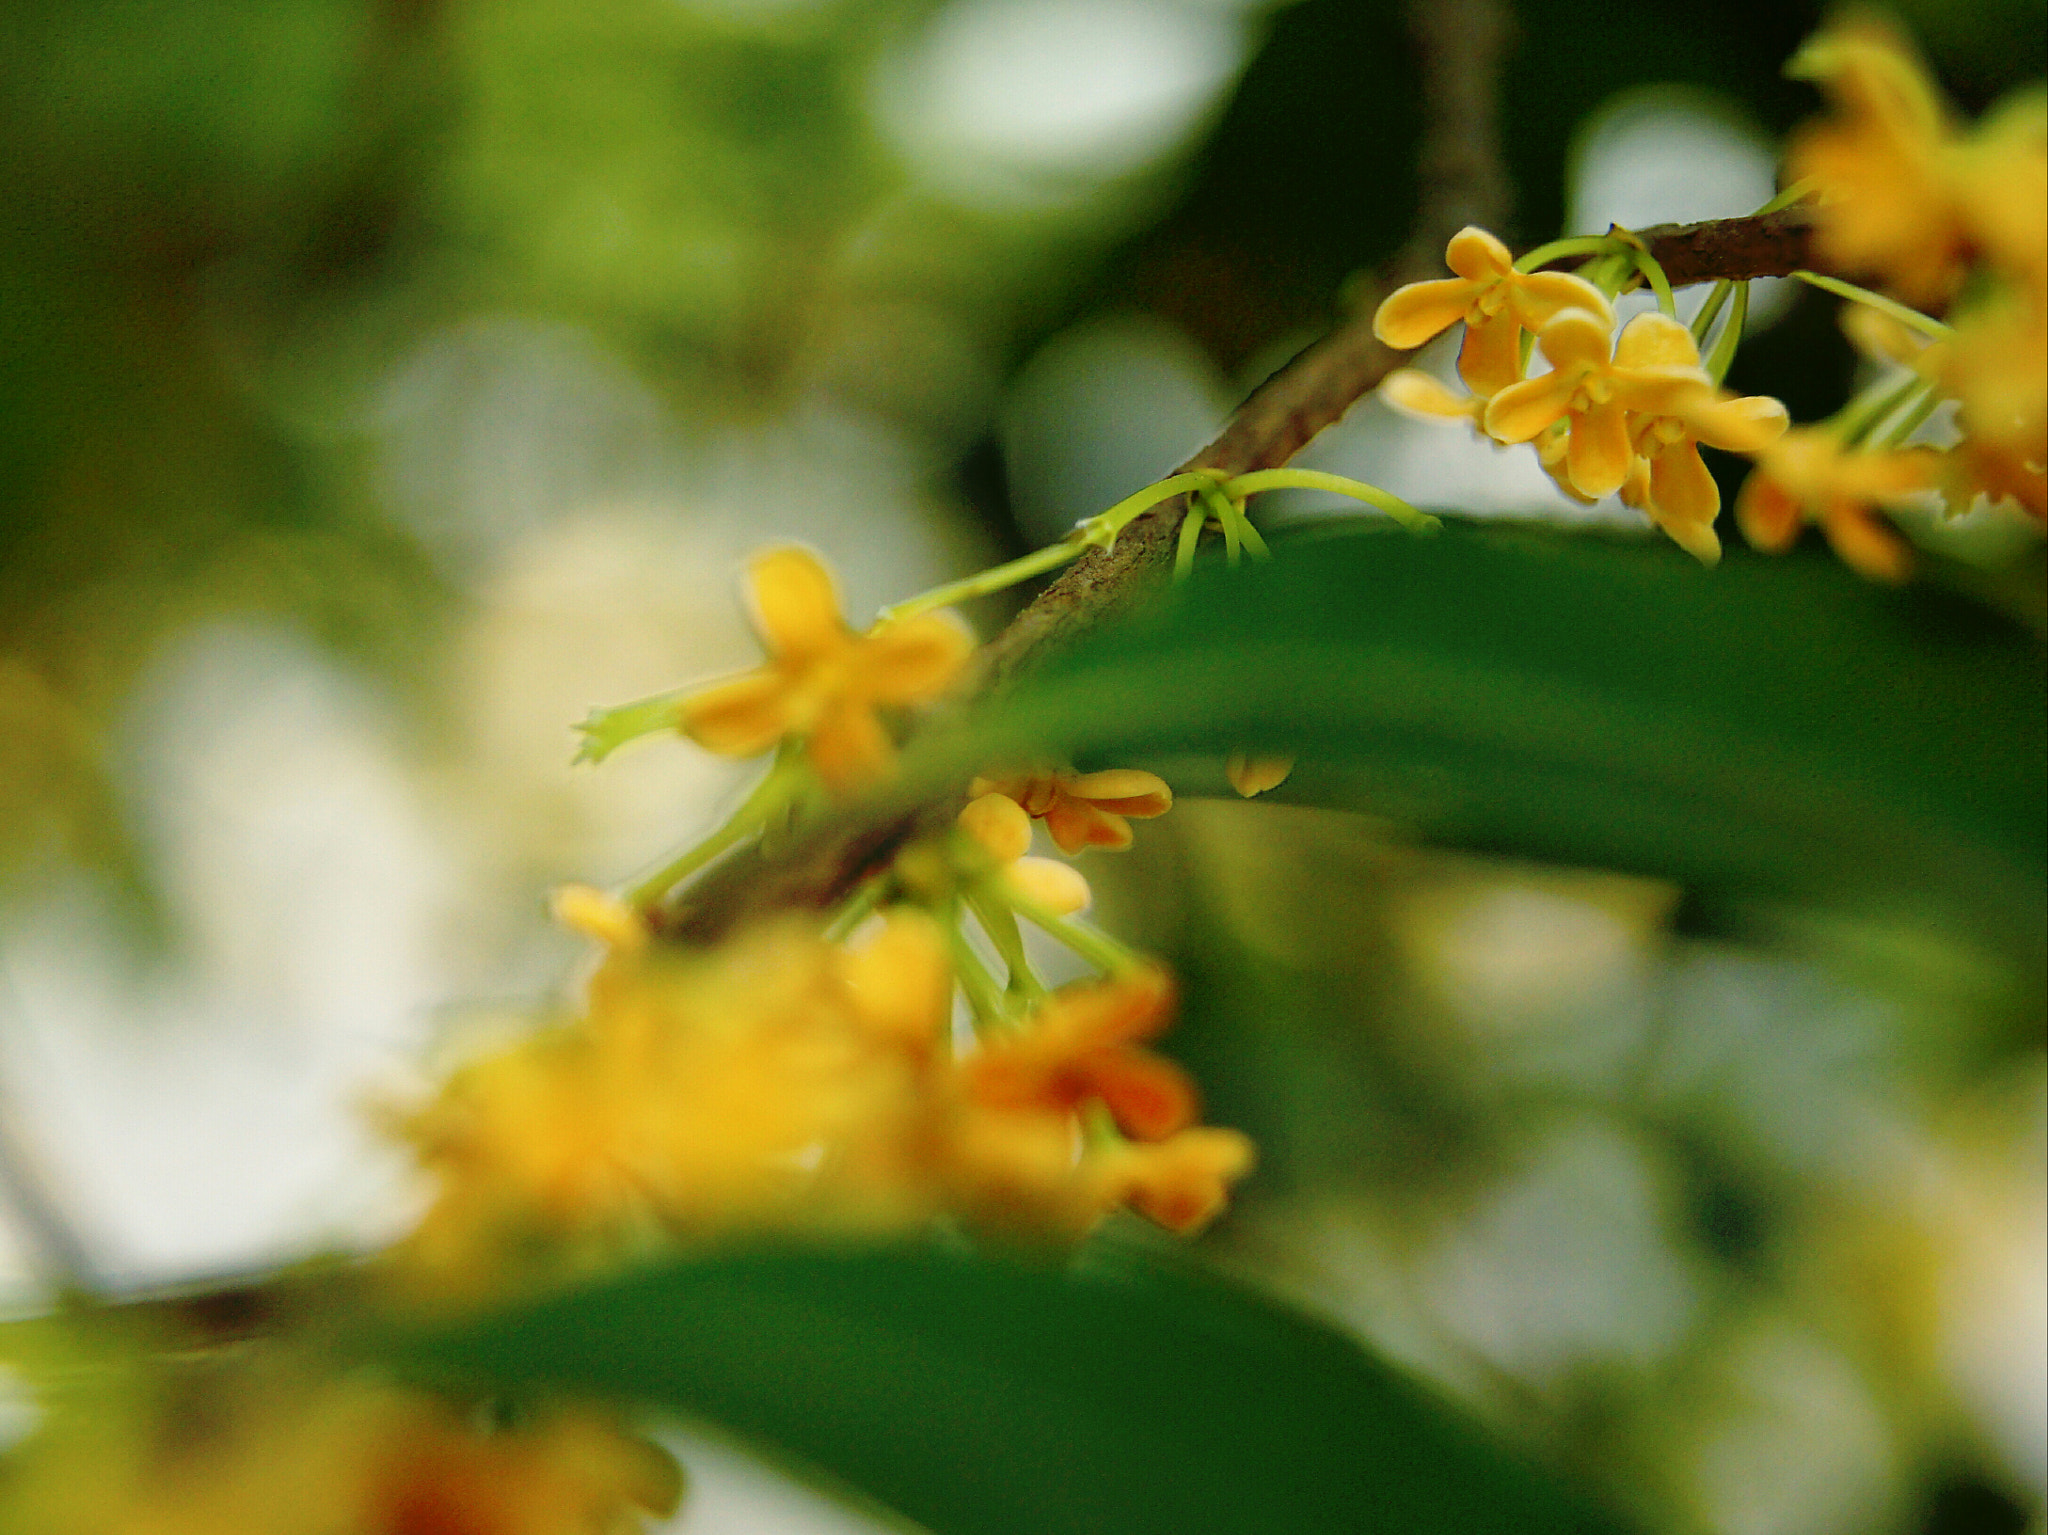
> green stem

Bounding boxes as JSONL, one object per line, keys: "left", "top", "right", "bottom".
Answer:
{"left": 1174, "top": 498, "right": 1208, "bottom": 580}
{"left": 1872, "top": 381, "right": 1944, "bottom": 448}
{"left": 1630, "top": 247, "right": 1677, "bottom": 317}
{"left": 1234, "top": 505, "right": 1271, "bottom": 560}
{"left": 967, "top": 892, "right": 1046, "bottom": 1005}
{"left": 1792, "top": 271, "right": 1952, "bottom": 340}
{"left": 823, "top": 872, "right": 891, "bottom": 943}
{"left": 1205, "top": 483, "right": 1243, "bottom": 567}
{"left": 1006, "top": 891, "right": 1142, "bottom": 976}
{"left": 946, "top": 910, "right": 1010, "bottom": 1031}
{"left": 1513, "top": 235, "right": 1618, "bottom": 273}
{"left": 1704, "top": 280, "right": 1750, "bottom": 386}
{"left": 575, "top": 687, "right": 690, "bottom": 765}
{"left": 1689, "top": 280, "right": 1734, "bottom": 345}
{"left": 1834, "top": 369, "right": 1929, "bottom": 448}
{"left": 878, "top": 540, "right": 1085, "bottom": 624}
{"left": 1755, "top": 177, "right": 1818, "bottom": 216}
{"left": 627, "top": 749, "right": 805, "bottom": 910}
{"left": 1084, "top": 472, "right": 1220, "bottom": 545}
{"left": 1227, "top": 469, "right": 1439, "bottom": 534}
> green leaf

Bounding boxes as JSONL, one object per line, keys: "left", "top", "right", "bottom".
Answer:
{"left": 386, "top": 1243, "right": 1630, "bottom": 1535}
{"left": 939, "top": 522, "right": 2046, "bottom": 956}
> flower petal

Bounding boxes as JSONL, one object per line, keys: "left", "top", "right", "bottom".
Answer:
{"left": 1536, "top": 308, "right": 1615, "bottom": 371}
{"left": 1373, "top": 277, "right": 1478, "bottom": 349}
{"left": 1380, "top": 369, "right": 1480, "bottom": 420}
{"left": 1735, "top": 470, "right": 1805, "bottom": 551}
{"left": 678, "top": 671, "right": 797, "bottom": 758}
{"left": 1654, "top": 512, "right": 1723, "bottom": 567}
{"left": 1044, "top": 799, "right": 1131, "bottom": 855}
{"left": 1065, "top": 770, "right": 1172, "bottom": 818}
{"left": 1086, "top": 1052, "right": 1198, "bottom": 1141}
{"left": 861, "top": 612, "right": 975, "bottom": 704}
{"left": 1613, "top": 311, "right": 1701, "bottom": 370}
{"left": 1648, "top": 440, "right": 1722, "bottom": 528}
{"left": 747, "top": 546, "right": 845, "bottom": 661}
{"left": 1822, "top": 501, "right": 1913, "bottom": 582}
{"left": 1457, "top": 314, "right": 1524, "bottom": 397}
{"left": 809, "top": 702, "right": 895, "bottom": 790}
{"left": 1483, "top": 370, "right": 1577, "bottom": 444}
{"left": 1567, "top": 403, "right": 1634, "bottom": 499}
{"left": 1444, "top": 226, "right": 1513, "bottom": 282}
{"left": 1687, "top": 393, "right": 1790, "bottom": 453}
{"left": 1225, "top": 753, "right": 1293, "bottom": 797}
{"left": 1512, "top": 271, "right": 1614, "bottom": 330}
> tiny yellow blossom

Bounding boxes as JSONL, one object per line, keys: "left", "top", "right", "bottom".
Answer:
{"left": 1484, "top": 310, "right": 1716, "bottom": 501}
{"left": 971, "top": 767, "right": 1173, "bottom": 853}
{"left": 1374, "top": 226, "right": 1615, "bottom": 396}
{"left": 1096, "top": 1126, "right": 1258, "bottom": 1234}
{"left": 957, "top": 792, "right": 1092, "bottom": 915}
{"left": 1787, "top": 18, "right": 1969, "bottom": 307}
{"left": 1607, "top": 313, "right": 1790, "bottom": 563}
{"left": 680, "top": 546, "right": 974, "bottom": 791}
{"left": 1225, "top": 753, "right": 1294, "bottom": 798}
{"left": 1735, "top": 428, "right": 1941, "bottom": 582}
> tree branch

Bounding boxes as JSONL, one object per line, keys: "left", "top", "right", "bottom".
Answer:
{"left": 658, "top": 45, "right": 1822, "bottom": 943}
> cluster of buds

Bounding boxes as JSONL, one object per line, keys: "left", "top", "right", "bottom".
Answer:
{"left": 394, "top": 891, "right": 1252, "bottom": 1298}
{"left": 1373, "top": 227, "right": 1789, "bottom": 565}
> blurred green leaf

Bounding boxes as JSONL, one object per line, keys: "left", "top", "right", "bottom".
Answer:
{"left": 390, "top": 1243, "right": 1629, "bottom": 1535}
{"left": 939, "top": 522, "right": 2046, "bottom": 957}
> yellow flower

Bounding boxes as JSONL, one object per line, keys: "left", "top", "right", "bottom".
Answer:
{"left": 1944, "top": 293, "right": 2047, "bottom": 521}
{"left": 956, "top": 792, "right": 1092, "bottom": 915}
{"left": 1373, "top": 227, "right": 1615, "bottom": 396}
{"left": 1735, "top": 428, "right": 1941, "bottom": 583}
{"left": 1225, "top": 753, "right": 1294, "bottom": 798}
{"left": 1484, "top": 310, "right": 1716, "bottom": 500}
{"left": 1952, "top": 89, "right": 2048, "bottom": 297}
{"left": 971, "top": 767, "right": 1173, "bottom": 853}
{"left": 1096, "top": 1126, "right": 1258, "bottom": 1234}
{"left": 1787, "top": 18, "right": 1969, "bottom": 307}
{"left": 1605, "top": 313, "right": 1790, "bottom": 563}
{"left": 680, "top": 546, "right": 974, "bottom": 791}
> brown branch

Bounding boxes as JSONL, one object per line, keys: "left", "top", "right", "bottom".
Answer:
{"left": 1603, "top": 206, "right": 1817, "bottom": 286}
{"left": 657, "top": 42, "right": 1823, "bottom": 943}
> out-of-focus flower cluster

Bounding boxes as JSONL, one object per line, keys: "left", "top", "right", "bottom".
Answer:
{"left": 393, "top": 890, "right": 1251, "bottom": 1299}
{"left": 1372, "top": 17, "right": 2044, "bottom": 581}
{"left": 1373, "top": 227, "right": 1789, "bottom": 566}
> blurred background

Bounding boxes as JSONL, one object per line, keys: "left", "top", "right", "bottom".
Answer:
{"left": 0, "top": 0, "right": 2042, "bottom": 1530}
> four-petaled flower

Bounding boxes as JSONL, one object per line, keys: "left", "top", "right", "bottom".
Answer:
{"left": 1374, "top": 227, "right": 1616, "bottom": 396}
{"left": 680, "top": 546, "right": 974, "bottom": 791}
{"left": 1607, "top": 314, "right": 1790, "bottom": 564}
{"left": 964, "top": 967, "right": 1197, "bottom": 1141}
{"left": 972, "top": 768, "right": 1173, "bottom": 853}
{"left": 1735, "top": 428, "right": 1941, "bottom": 583}
{"left": 1484, "top": 310, "right": 1717, "bottom": 501}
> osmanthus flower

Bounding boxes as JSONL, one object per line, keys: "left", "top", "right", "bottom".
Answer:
{"left": 1605, "top": 313, "right": 1791, "bottom": 564}
{"left": 956, "top": 791, "right": 1092, "bottom": 914}
{"left": 1735, "top": 428, "right": 1942, "bottom": 583}
{"left": 1484, "top": 309, "right": 1719, "bottom": 501}
{"left": 1373, "top": 226, "right": 1615, "bottom": 396}
{"left": 946, "top": 969, "right": 1254, "bottom": 1237}
{"left": 679, "top": 546, "right": 974, "bottom": 791}
{"left": 1786, "top": 17, "right": 1971, "bottom": 307}
{"left": 971, "top": 766, "right": 1173, "bottom": 853}
{"left": 1944, "top": 293, "right": 2047, "bottom": 521}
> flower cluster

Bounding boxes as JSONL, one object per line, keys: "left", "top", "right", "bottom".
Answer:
{"left": 1731, "top": 18, "right": 2047, "bottom": 577}
{"left": 393, "top": 890, "right": 1252, "bottom": 1297}
{"left": 1375, "top": 230, "right": 1789, "bottom": 564}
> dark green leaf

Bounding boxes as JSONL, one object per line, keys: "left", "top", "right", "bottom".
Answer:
{"left": 938, "top": 522, "right": 2045, "bottom": 957}
{"left": 387, "top": 1243, "right": 1630, "bottom": 1535}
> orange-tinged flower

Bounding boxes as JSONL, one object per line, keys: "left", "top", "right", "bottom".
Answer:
{"left": 1225, "top": 752, "right": 1294, "bottom": 798}
{"left": 972, "top": 767, "right": 1173, "bottom": 853}
{"left": 1374, "top": 227, "right": 1615, "bottom": 396}
{"left": 1735, "top": 428, "right": 1941, "bottom": 582}
{"left": 679, "top": 546, "right": 973, "bottom": 791}
{"left": 957, "top": 791, "right": 1091, "bottom": 914}
{"left": 1952, "top": 89, "right": 2048, "bottom": 295}
{"left": 1606, "top": 313, "right": 1790, "bottom": 563}
{"left": 964, "top": 968, "right": 1196, "bottom": 1142}
{"left": 1485, "top": 310, "right": 1714, "bottom": 500}
{"left": 1944, "top": 294, "right": 2047, "bottom": 520}
{"left": 1787, "top": 18, "right": 1970, "bottom": 307}
{"left": 1097, "top": 1126, "right": 1257, "bottom": 1234}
